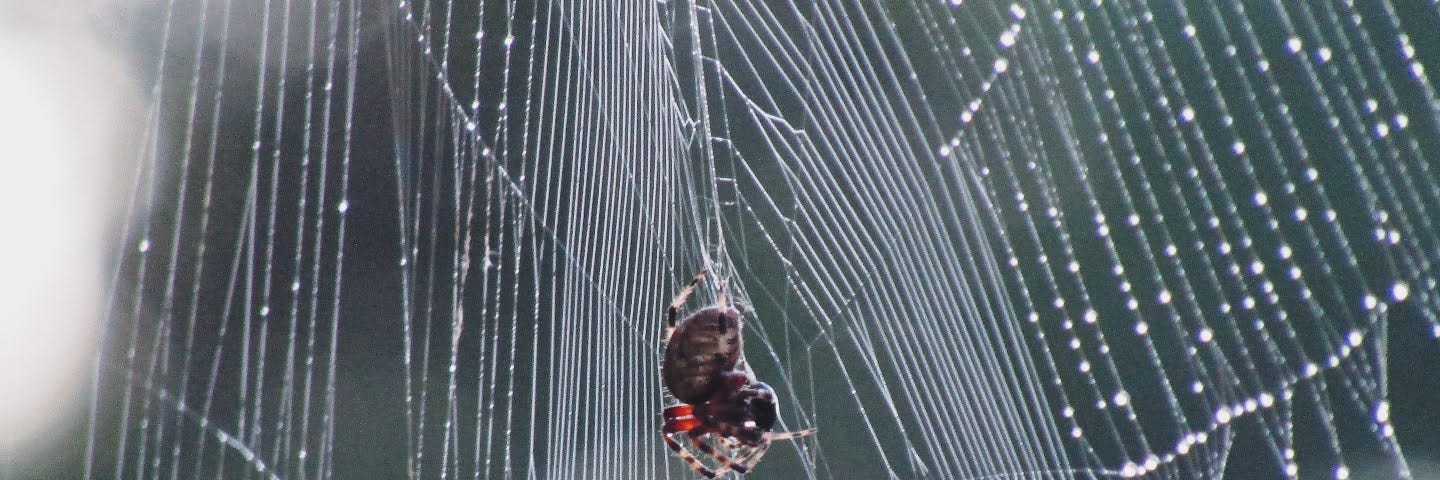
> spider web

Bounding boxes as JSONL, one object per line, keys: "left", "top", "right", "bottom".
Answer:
{"left": 73, "top": 0, "right": 1440, "bottom": 479}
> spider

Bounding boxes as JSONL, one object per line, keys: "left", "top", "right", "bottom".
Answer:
{"left": 661, "top": 270, "right": 815, "bottom": 478}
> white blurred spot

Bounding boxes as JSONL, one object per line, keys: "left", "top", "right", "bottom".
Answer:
{"left": 0, "top": 9, "right": 136, "bottom": 465}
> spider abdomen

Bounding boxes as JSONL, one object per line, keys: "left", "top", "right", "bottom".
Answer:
{"left": 662, "top": 306, "right": 742, "bottom": 403}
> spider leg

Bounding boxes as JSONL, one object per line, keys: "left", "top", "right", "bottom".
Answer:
{"left": 737, "top": 426, "right": 817, "bottom": 469}
{"left": 688, "top": 431, "right": 750, "bottom": 476}
{"left": 663, "top": 432, "right": 718, "bottom": 478}
{"left": 667, "top": 269, "right": 708, "bottom": 331}
{"left": 664, "top": 405, "right": 735, "bottom": 477}
{"left": 737, "top": 441, "right": 771, "bottom": 471}
{"left": 763, "top": 427, "right": 818, "bottom": 441}
{"left": 709, "top": 421, "right": 816, "bottom": 446}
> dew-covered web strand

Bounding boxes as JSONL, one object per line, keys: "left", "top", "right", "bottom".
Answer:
{"left": 250, "top": 0, "right": 297, "bottom": 464}
{"left": 705, "top": 3, "right": 979, "bottom": 472}
{"left": 1115, "top": 0, "right": 1293, "bottom": 421}
{"left": 1353, "top": 0, "right": 1440, "bottom": 340}
{"left": 1044, "top": 0, "right": 1220, "bottom": 457}
{"left": 995, "top": 32, "right": 1171, "bottom": 473}
{"left": 1117, "top": 0, "right": 1313, "bottom": 467}
{"left": 1272, "top": 0, "right": 1428, "bottom": 464}
{"left": 269, "top": 0, "right": 326, "bottom": 472}
{"left": 1016, "top": 2, "right": 1167, "bottom": 460}
{"left": 291, "top": 2, "right": 347, "bottom": 477}
{"left": 1304, "top": 0, "right": 1440, "bottom": 276}
{"left": 384, "top": 4, "right": 430, "bottom": 476}
{"left": 494, "top": 0, "right": 525, "bottom": 475}
{"left": 163, "top": 0, "right": 238, "bottom": 476}
{"left": 106, "top": 0, "right": 179, "bottom": 474}
{"left": 322, "top": 2, "right": 362, "bottom": 475}
{"left": 966, "top": 127, "right": 1092, "bottom": 478}
{"left": 1290, "top": 0, "right": 1440, "bottom": 338}
{"left": 514, "top": 0, "right": 552, "bottom": 472}
{"left": 187, "top": 194, "right": 254, "bottom": 480}
{"left": 293, "top": 8, "right": 341, "bottom": 475}
{"left": 1027, "top": 1, "right": 1257, "bottom": 470}
{"left": 974, "top": 84, "right": 1134, "bottom": 471}
{"left": 1065, "top": 0, "right": 1376, "bottom": 469}
{"left": 1153, "top": 0, "right": 1332, "bottom": 434}
{"left": 383, "top": 4, "right": 666, "bottom": 473}
{"left": 698, "top": 11, "right": 924, "bottom": 476}
{"left": 127, "top": 0, "right": 221, "bottom": 474}
{"left": 1186, "top": 6, "right": 1398, "bottom": 470}
{"left": 700, "top": 5, "right": 839, "bottom": 471}
{"left": 903, "top": 25, "right": 1092, "bottom": 474}
{"left": 1260, "top": 0, "right": 1421, "bottom": 423}
{"left": 387, "top": 43, "right": 420, "bottom": 480}
{"left": 711, "top": 2, "right": 1059, "bottom": 475}
{"left": 944, "top": 8, "right": 1146, "bottom": 475}
{"left": 1208, "top": 0, "right": 1381, "bottom": 366}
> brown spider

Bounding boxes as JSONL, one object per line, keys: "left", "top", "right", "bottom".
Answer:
{"left": 661, "top": 270, "right": 815, "bottom": 478}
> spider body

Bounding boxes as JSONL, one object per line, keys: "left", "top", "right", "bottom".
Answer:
{"left": 663, "top": 305, "right": 742, "bottom": 403}
{"left": 660, "top": 270, "right": 814, "bottom": 478}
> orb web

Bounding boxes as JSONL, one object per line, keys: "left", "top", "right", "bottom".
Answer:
{"left": 83, "top": 0, "right": 1440, "bottom": 479}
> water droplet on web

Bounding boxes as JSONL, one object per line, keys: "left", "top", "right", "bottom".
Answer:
{"left": 1286, "top": 37, "right": 1303, "bottom": 53}
{"left": 1390, "top": 282, "right": 1409, "bottom": 301}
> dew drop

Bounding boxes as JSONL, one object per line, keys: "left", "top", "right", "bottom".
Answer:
{"left": 1389, "top": 281, "right": 1412, "bottom": 302}
{"left": 1008, "top": 3, "right": 1026, "bottom": 19}
{"left": 999, "top": 30, "right": 1017, "bottom": 48}
{"left": 1286, "top": 37, "right": 1303, "bottom": 53}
